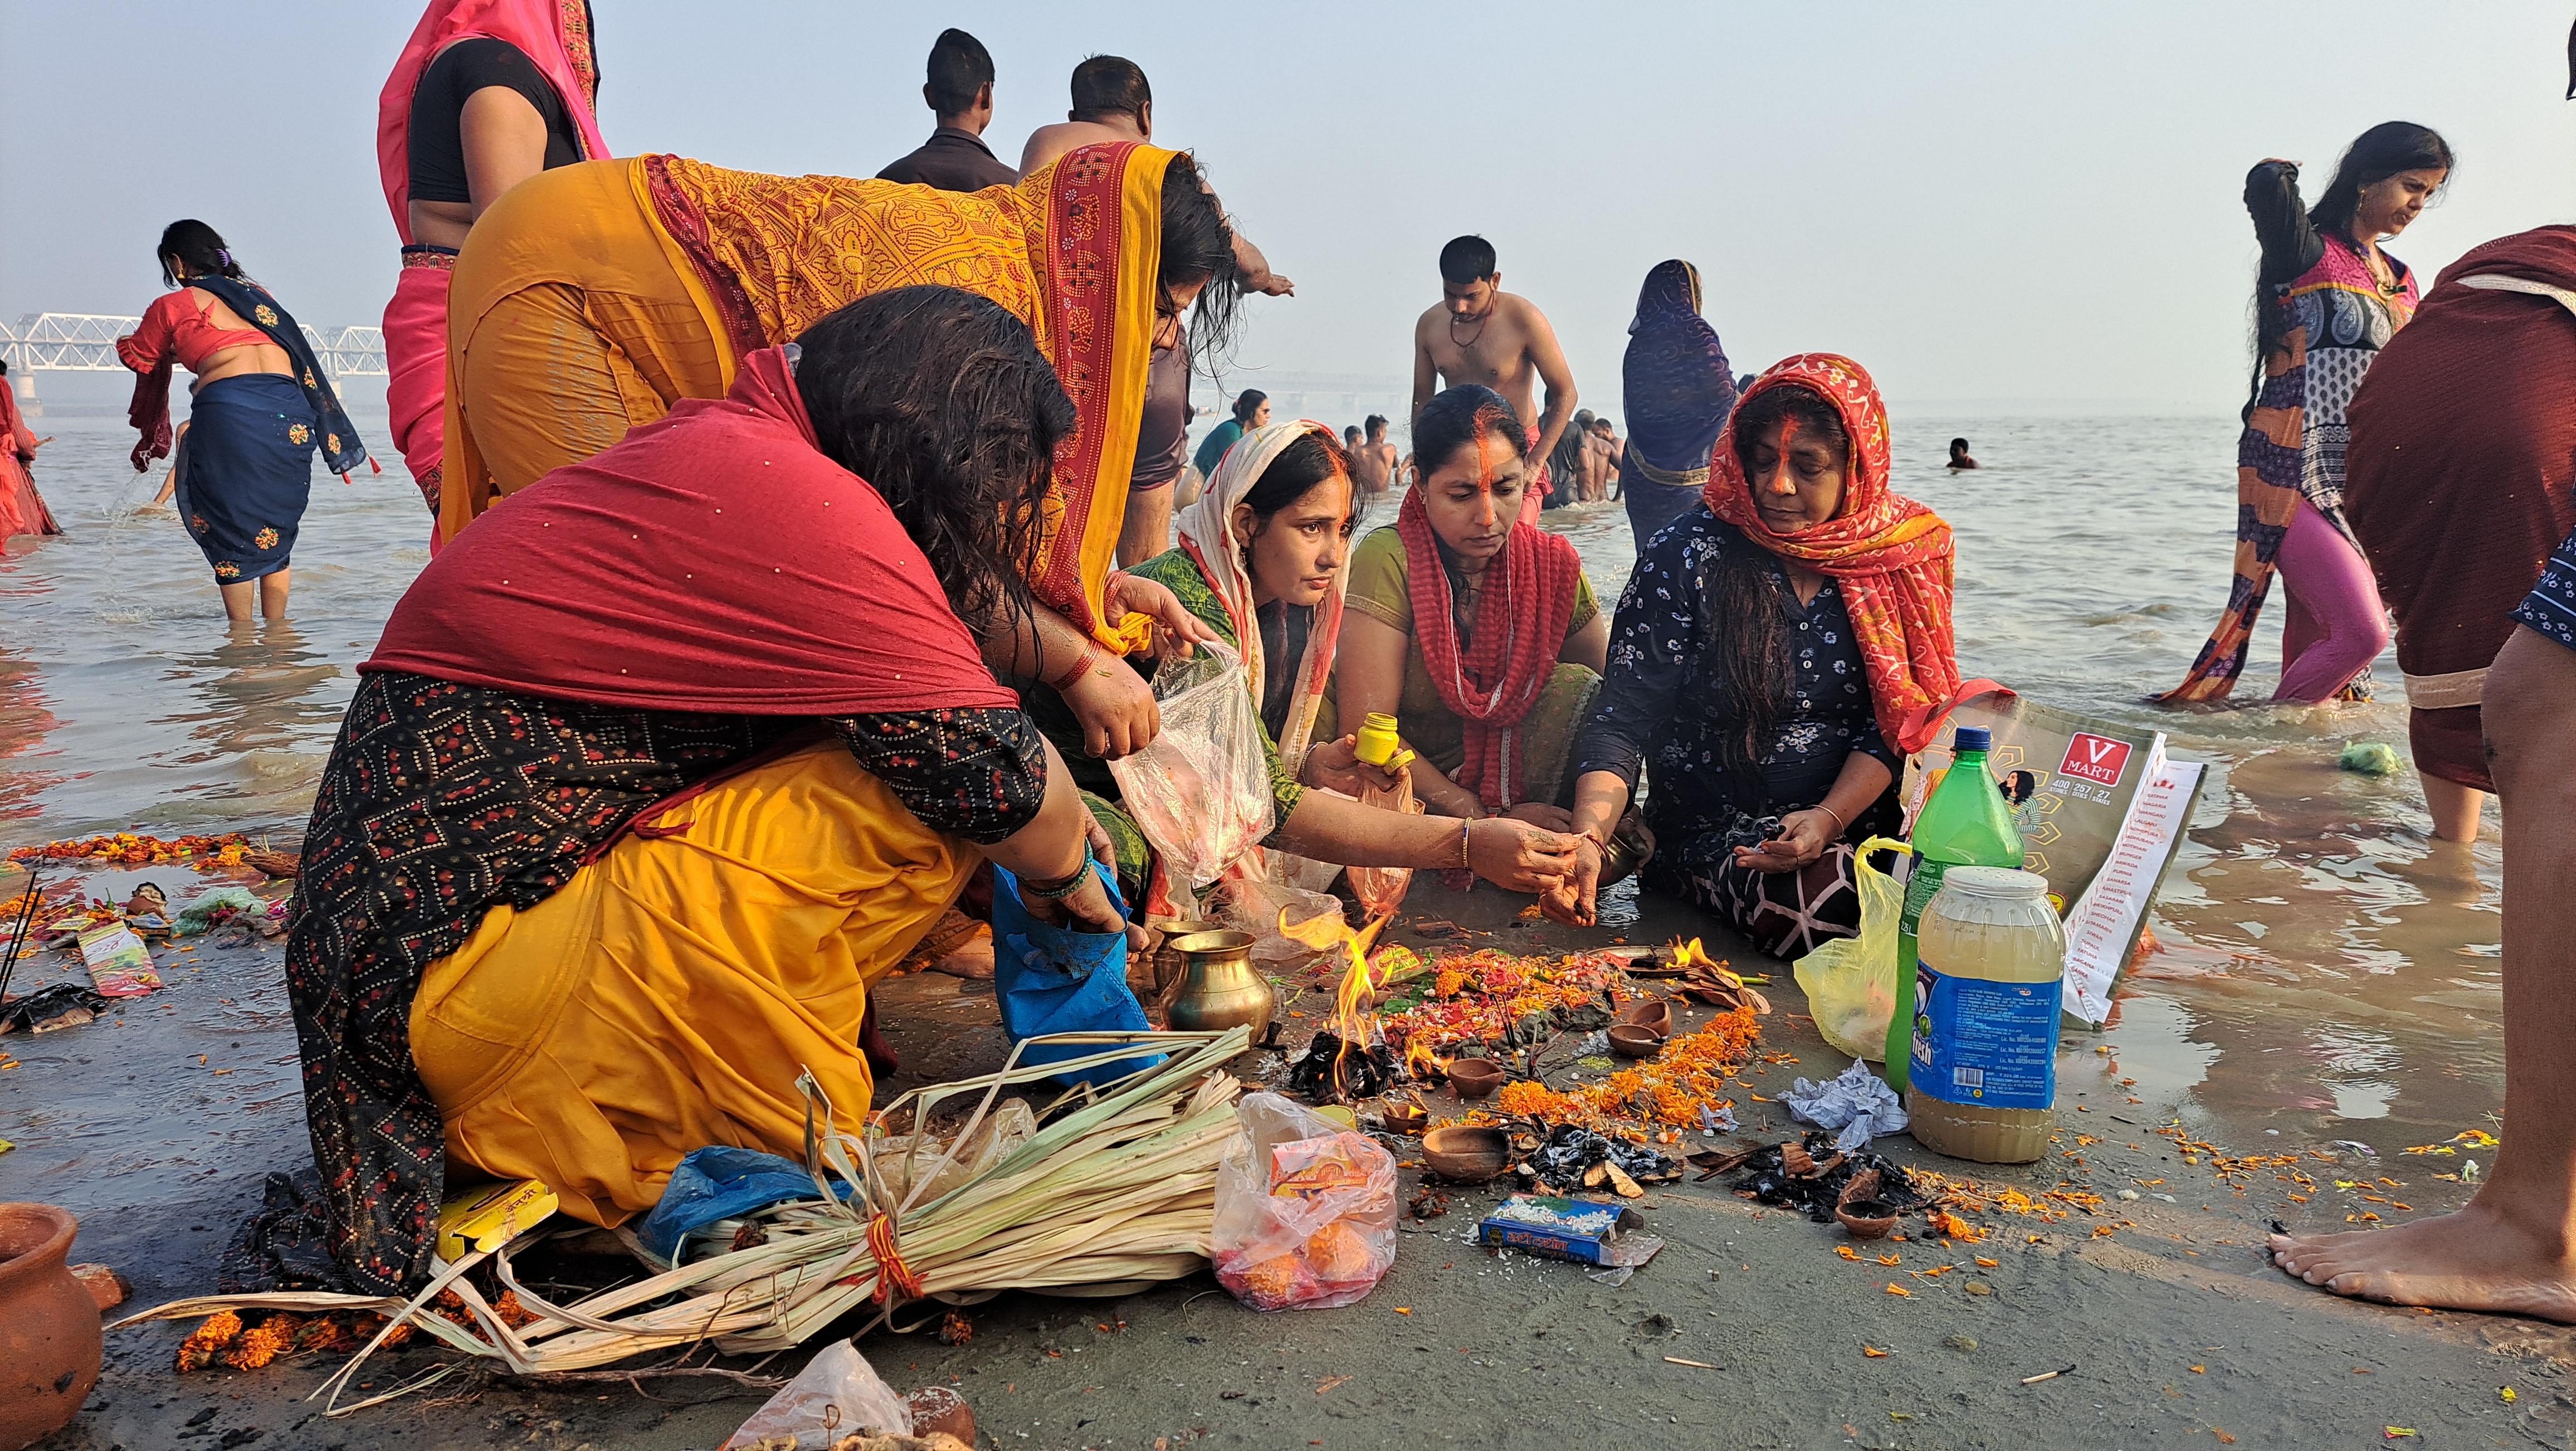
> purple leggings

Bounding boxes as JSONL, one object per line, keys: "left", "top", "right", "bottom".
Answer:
{"left": 2273, "top": 497, "right": 2392, "bottom": 703}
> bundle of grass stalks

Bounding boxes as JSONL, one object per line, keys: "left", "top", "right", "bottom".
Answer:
{"left": 116, "top": 1028, "right": 1252, "bottom": 1411}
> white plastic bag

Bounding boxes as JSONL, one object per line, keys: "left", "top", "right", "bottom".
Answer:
{"left": 1211, "top": 1092, "right": 1397, "bottom": 1311}
{"left": 1108, "top": 642, "right": 1272, "bottom": 889}
{"left": 721, "top": 1340, "right": 910, "bottom": 1449}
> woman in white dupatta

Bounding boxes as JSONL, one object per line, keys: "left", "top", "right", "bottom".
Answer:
{"left": 1113, "top": 419, "right": 1577, "bottom": 916}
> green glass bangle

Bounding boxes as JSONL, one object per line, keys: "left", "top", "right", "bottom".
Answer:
{"left": 1021, "top": 865, "right": 1093, "bottom": 900}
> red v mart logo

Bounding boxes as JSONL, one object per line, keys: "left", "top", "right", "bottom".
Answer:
{"left": 2057, "top": 733, "right": 2133, "bottom": 787}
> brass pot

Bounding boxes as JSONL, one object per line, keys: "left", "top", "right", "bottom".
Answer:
{"left": 1163, "top": 930, "right": 1274, "bottom": 1037}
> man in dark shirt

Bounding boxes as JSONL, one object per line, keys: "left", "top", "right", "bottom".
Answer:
{"left": 877, "top": 29, "right": 1016, "bottom": 193}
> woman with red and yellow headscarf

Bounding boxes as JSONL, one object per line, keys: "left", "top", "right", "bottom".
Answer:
{"left": 1549, "top": 354, "right": 1958, "bottom": 958}
{"left": 438, "top": 144, "right": 1240, "bottom": 729}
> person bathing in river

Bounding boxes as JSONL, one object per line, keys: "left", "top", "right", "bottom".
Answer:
{"left": 1618, "top": 259, "right": 1736, "bottom": 547}
{"left": 231, "top": 289, "right": 1133, "bottom": 1295}
{"left": 116, "top": 222, "right": 372, "bottom": 622}
{"left": 1027, "top": 417, "right": 1580, "bottom": 908}
{"left": 2341, "top": 226, "right": 2576, "bottom": 844}
{"left": 1546, "top": 356, "right": 1960, "bottom": 958}
{"left": 0, "top": 359, "right": 59, "bottom": 542}
{"left": 1352, "top": 415, "right": 1400, "bottom": 496}
{"left": 1946, "top": 437, "right": 1978, "bottom": 470}
{"left": 1195, "top": 388, "right": 1269, "bottom": 479}
{"left": 1323, "top": 386, "right": 1609, "bottom": 835}
{"left": 2162, "top": 124, "right": 2452, "bottom": 707}
{"left": 378, "top": 0, "right": 608, "bottom": 527}
{"left": 1412, "top": 236, "right": 1578, "bottom": 524}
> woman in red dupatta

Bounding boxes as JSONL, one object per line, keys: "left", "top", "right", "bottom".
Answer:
{"left": 377, "top": 0, "right": 609, "bottom": 530}
{"left": 1549, "top": 354, "right": 1959, "bottom": 957}
{"left": 225, "top": 289, "right": 1128, "bottom": 1296}
{"left": 1328, "top": 386, "right": 1609, "bottom": 846}
{"left": 0, "top": 361, "right": 59, "bottom": 542}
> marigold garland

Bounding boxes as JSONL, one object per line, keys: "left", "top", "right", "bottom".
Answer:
{"left": 9, "top": 831, "right": 250, "bottom": 866}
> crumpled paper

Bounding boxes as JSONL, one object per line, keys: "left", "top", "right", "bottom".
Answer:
{"left": 1782, "top": 1061, "right": 1908, "bottom": 1153}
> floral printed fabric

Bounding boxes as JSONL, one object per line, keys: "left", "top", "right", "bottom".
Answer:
{"left": 1579, "top": 507, "right": 1900, "bottom": 853}
{"left": 2511, "top": 525, "right": 2576, "bottom": 652}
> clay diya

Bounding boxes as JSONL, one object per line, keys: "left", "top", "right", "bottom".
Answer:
{"left": 1615, "top": 999, "right": 1674, "bottom": 1038}
{"left": 1421, "top": 1126, "right": 1511, "bottom": 1182}
{"left": 1607, "top": 1025, "right": 1663, "bottom": 1059}
{"left": 1380, "top": 1100, "right": 1431, "bottom": 1134}
{"left": 1445, "top": 1058, "right": 1504, "bottom": 1102}
{"left": 1835, "top": 1168, "right": 1900, "bottom": 1240}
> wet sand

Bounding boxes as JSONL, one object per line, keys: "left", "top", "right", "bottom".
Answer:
{"left": 1, "top": 411, "right": 2543, "bottom": 1449}
{"left": 9, "top": 867, "right": 2564, "bottom": 1451}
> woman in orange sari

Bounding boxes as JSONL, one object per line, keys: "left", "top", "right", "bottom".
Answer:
{"left": 441, "top": 144, "right": 1238, "bottom": 694}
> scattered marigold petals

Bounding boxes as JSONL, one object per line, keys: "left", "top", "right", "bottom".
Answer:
{"left": 1836, "top": 1247, "right": 1861, "bottom": 1262}
{"left": 2190, "top": 1365, "right": 2205, "bottom": 1374}
{"left": 1863, "top": 1346, "right": 1889, "bottom": 1357}
{"left": 1975, "top": 1257, "right": 1999, "bottom": 1267}
{"left": 1884, "top": 1283, "right": 1911, "bottom": 1297}
{"left": 1876, "top": 1253, "right": 1901, "bottom": 1267}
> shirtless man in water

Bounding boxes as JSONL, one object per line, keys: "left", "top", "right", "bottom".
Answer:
{"left": 1019, "top": 56, "right": 1292, "bottom": 296}
{"left": 1411, "top": 236, "right": 1577, "bottom": 508}
{"left": 1351, "top": 415, "right": 1400, "bottom": 496}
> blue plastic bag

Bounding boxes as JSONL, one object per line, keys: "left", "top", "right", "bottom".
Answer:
{"left": 990, "top": 861, "right": 1163, "bottom": 1086}
{"left": 633, "top": 1145, "right": 854, "bottom": 1265}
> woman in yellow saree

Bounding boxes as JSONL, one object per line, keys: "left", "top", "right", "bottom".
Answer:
{"left": 440, "top": 142, "right": 1240, "bottom": 660}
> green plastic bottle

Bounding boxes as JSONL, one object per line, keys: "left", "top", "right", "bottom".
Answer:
{"left": 1884, "top": 727, "right": 2024, "bottom": 1092}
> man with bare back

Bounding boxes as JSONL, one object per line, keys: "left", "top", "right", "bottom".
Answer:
{"left": 1352, "top": 415, "right": 1400, "bottom": 496}
{"left": 1018, "top": 56, "right": 1293, "bottom": 296}
{"left": 1411, "top": 236, "right": 1577, "bottom": 519}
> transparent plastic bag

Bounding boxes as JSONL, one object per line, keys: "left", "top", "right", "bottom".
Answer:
{"left": 1217, "top": 861, "right": 1343, "bottom": 962}
{"left": 1791, "top": 836, "right": 1911, "bottom": 1062}
{"left": 1212, "top": 1092, "right": 1397, "bottom": 1312}
{"left": 721, "top": 1340, "right": 910, "bottom": 1449}
{"left": 1345, "top": 772, "right": 1425, "bottom": 919}
{"left": 1108, "top": 642, "right": 1272, "bottom": 890}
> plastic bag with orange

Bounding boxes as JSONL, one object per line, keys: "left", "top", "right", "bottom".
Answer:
{"left": 1211, "top": 1092, "right": 1397, "bottom": 1311}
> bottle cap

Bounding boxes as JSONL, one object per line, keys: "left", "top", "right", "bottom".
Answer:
{"left": 1951, "top": 726, "right": 1992, "bottom": 753}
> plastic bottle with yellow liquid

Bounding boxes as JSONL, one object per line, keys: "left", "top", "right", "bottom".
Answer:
{"left": 1903, "top": 865, "right": 2066, "bottom": 1163}
{"left": 1882, "top": 726, "right": 2023, "bottom": 1092}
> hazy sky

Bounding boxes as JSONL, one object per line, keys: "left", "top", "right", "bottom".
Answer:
{"left": 5, "top": 1, "right": 2572, "bottom": 413}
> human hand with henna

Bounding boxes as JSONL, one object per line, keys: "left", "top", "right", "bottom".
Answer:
{"left": 1465, "top": 816, "right": 1578, "bottom": 895}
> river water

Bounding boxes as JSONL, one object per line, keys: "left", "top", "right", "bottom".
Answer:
{"left": 0, "top": 406, "right": 2502, "bottom": 1161}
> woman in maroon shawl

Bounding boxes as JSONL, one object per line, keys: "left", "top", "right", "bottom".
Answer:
{"left": 2344, "top": 226, "right": 2576, "bottom": 842}
{"left": 0, "top": 359, "right": 59, "bottom": 542}
{"left": 226, "top": 288, "right": 1125, "bottom": 1295}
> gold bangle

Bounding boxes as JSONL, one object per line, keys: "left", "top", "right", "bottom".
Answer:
{"left": 1813, "top": 803, "right": 1847, "bottom": 835}
{"left": 1457, "top": 817, "right": 1474, "bottom": 870}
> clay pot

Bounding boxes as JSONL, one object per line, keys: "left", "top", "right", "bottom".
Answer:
{"left": 1446, "top": 1059, "right": 1504, "bottom": 1102}
{"left": 1380, "top": 1101, "right": 1430, "bottom": 1134}
{"left": 1421, "top": 1126, "right": 1511, "bottom": 1183}
{"left": 1616, "top": 1000, "right": 1674, "bottom": 1038}
{"left": 1607, "top": 1025, "right": 1663, "bottom": 1059}
{"left": 1836, "top": 1169, "right": 1900, "bottom": 1240}
{"left": 0, "top": 1203, "right": 101, "bottom": 1451}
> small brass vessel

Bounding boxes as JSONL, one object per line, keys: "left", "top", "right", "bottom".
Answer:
{"left": 1163, "top": 929, "right": 1274, "bottom": 1038}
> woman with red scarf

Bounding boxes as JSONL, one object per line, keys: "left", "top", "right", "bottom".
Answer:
{"left": 1547, "top": 355, "right": 1958, "bottom": 958}
{"left": 1325, "top": 386, "right": 1609, "bottom": 839}
{"left": 226, "top": 289, "right": 1127, "bottom": 1295}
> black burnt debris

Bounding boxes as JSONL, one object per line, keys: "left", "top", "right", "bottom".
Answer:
{"left": 1730, "top": 1132, "right": 1929, "bottom": 1224}
{"left": 1286, "top": 1031, "right": 1401, "bottom": 1102}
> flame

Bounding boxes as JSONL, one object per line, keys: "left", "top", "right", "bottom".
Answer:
{"left": 1670, "top": 937, "right": 1743, "bottom": 987}
{"left": 1282, "top": 904, "right": 1392, "bottom": 1095}
{"left": 1403, "top": 1038, "right": 1452, "bottom": 1080}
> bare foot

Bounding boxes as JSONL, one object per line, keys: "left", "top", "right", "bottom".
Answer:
{"left": 926, "top": 928, "right": 994, "bottom": 981}
{"left": 2269, "top": 1199, "right": 2576, "bottom": 1322}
